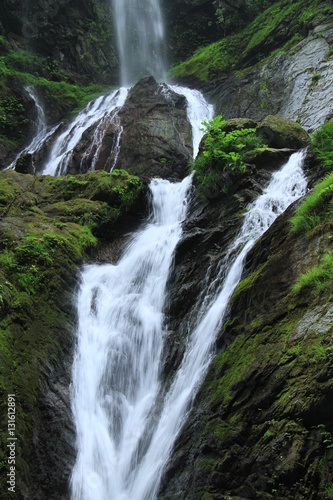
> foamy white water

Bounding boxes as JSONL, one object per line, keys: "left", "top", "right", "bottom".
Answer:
{"left": 71, "top": 174, "right": 192, "bottom": 500}
{"left": 122, "top": 151, "right": 308, "bottom": 499}
{"left": 169, "top": 84, "right": 214, "bottom": 158}
{"left": 42, "top": 88, "right": 128, "bottom": 176}
{"left": 71, "top": 132, "right": 307, "bottom": 500}
{"left": 70, "top": 86, "right": 213, "bottom": 499}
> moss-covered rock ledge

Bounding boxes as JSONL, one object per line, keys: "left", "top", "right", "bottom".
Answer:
{"left": 0, "top": 169, "right": 146, "bottom": 498}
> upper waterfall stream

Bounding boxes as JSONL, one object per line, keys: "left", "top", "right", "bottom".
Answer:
{"left": 112, "top": 0, "right": 166, "bottom": 85}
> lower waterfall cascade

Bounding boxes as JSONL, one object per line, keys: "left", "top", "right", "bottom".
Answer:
{"left": 70, "top": 136, "right": 307, "bottom": 500}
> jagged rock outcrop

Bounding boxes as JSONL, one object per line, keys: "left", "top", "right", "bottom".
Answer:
{"left": 204, "top": 18, "right": 333, "bottom": 132}
{"left": 116, "top": 77, "right": 193, "bottom": 179}
{"left": 65, "top": 77, "right": 193, "bottom": 180}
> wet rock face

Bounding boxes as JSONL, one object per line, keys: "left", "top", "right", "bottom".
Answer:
{"left": 65, "top": 77, "right": 193, "bottom": 180}
{"left": 159, "top": 152, "right": 333, "bottom": 499}
{"left": 205, "top": 19, "right": 333, "bottom": 132}
{"left": 115, "top": 77, "right": 193, "bottom": 180}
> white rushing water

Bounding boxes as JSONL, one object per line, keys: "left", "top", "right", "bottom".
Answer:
{"left": 71, "top": 107, "right": 307, "bottom": 500}
{"left": 7, "top": 86, "right": 48, "bottom": 170}
{"left": 70, "top": 88, "right": 213, "bottom": 500}
{"left": 42, "top": 88, "right": 128, "bottom": 176}
{"left": 169, "top": 84, "right": 214, "bottom": 158}
{"left": 126, "top": 150, "right": 308, "bottom": 499}
{"left": 112, "top": 0, "right": 166, "bottom": 86}
{"left": 71, "top": 174, "right": 192, "bottom": 500}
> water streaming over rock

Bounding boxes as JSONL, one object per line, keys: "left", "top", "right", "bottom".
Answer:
{"left": 126, "top": 151, "right": 308, "bottom": 499}
{"left": 7, "top": 86, "right": 48, "bottom": 171}
{"left": 42, "top": 88, "right": 128, "bottom": 176}
{"left": 112, "top": 0, "right": 166, "bottom": 86}
{"left": 71, "top": 150, "right": 307, "bottom": 499}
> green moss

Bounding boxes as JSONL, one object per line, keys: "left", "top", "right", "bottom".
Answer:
{"left": 194, "top": 458, "right": 218, "bottom": 474}
{"left": 205, "top": 417, "right": 243, "bottom": 443}
{"left": 232, "top": 263, "right": 267, "bottom": 301}
{"left": 209, "top": 331, "right": 277, "bottom": 404}
{"left": 169, "top": 0, "right": 317, "bottom": 83}
{"left": 0, "top": 168, "right": 145, "bottom": 492}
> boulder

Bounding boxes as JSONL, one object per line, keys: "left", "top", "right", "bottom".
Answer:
{"left": 116, "top": 76, "right": 193, "bottom": 180}
{"left": 64, "top": 77, "right": 193, "bottom": 180}
{"left": 14, "top": 152, "right": 34, "bottom": 174}
{"left": 257, "top": 115, "right": 310, "bottom": 149}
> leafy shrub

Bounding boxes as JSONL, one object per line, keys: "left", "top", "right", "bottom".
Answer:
{"left": 193, "top": 115, "right": 264, "bottom": 196}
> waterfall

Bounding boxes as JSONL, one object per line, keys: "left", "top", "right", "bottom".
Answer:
{"left": 71, "top": 129, "right": 307, "bottom": 500}
{"left": 7, "top": 86, "right": 48, "bottom": 170}
{"left": 112, "top": 0, "right": 166, "bottom": 86}
{"left": 70, "top": 87, "right": 213, "bottom": 500}
{"left": 42, "top": 88, "right": 128, "bottom": 176}
{"left": 71, "top": 175, "right": 192, "bottom": 500}
{"left": 125, "top": 151, "right": 308, "bottom": 499}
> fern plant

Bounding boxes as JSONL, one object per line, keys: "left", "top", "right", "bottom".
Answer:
{"left": 193, "top": 115, "right": 264, "bottom": 197}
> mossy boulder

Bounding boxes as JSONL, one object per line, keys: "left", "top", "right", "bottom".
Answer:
{"left": 256, "top": 115, "right": 310, "bottom": 149}
{"left": 0, "top": 168, "right": 146, "bottom": 498}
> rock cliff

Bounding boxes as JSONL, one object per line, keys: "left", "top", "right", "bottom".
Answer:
{"left": 204, "top": 18, "right": 333, "bottom": 132}
{"left": 65, "top": 77, "right": 193, "bottom": 180}
{"left": 1, "top": 2, "right": 333, "bottom": 499}
{"left": 159, "top": 139, "right": 333, "bottom": 499}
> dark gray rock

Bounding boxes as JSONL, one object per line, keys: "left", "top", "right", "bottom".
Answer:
{"left": 116, "top": 76, "right": 193, "bottom": 180}
{"left": 204, "top": 19, "right": 333, "bottom": 132}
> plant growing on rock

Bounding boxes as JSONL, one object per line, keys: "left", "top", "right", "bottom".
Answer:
{"left": 193, "top": 115, "right": 264, "bottom": 197}
{"left": 311, "top": 119, "right": 333, "bottom": 171}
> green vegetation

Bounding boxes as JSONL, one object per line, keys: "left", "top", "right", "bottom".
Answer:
{"left": 232, "top": 263, "right": 267, "bottom": 301}
{"left": 0, "top": 35, "right": 109, "bottom": 142}
{"left": 312, "top": 120, "right": 333, "bottom": 172}
{"left": 290, "top": 170, "right": 333, "bottom": 232}
{"left": 169, "top": 0, "right": 324, "bottom": 82}
{"left": 0, "top": 168, "right": 145, "bottom": 492}
{"left": 293, "top": 253, "right": 333, "bottom": 295}
{"left": 192, "top": 116, "right": 265, "bottom": 196}
{"left": 290, "top": 120, "right": 333, "bottom": 233}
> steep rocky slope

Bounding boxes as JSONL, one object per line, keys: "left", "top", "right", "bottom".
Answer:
{"left": 158, "top": 133, "right": 333, "bottom": 499}
{"left": 161, "top": 201, "right": 333, "bottom": 499}
{"left": 207, "top": 18, "right": 333, "bottom": 132}
{"left": 171, "top": 3, "right": 333, "bottom": 133}
{"left": 0, "top": 170, "right": 147, "bottom": 498}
